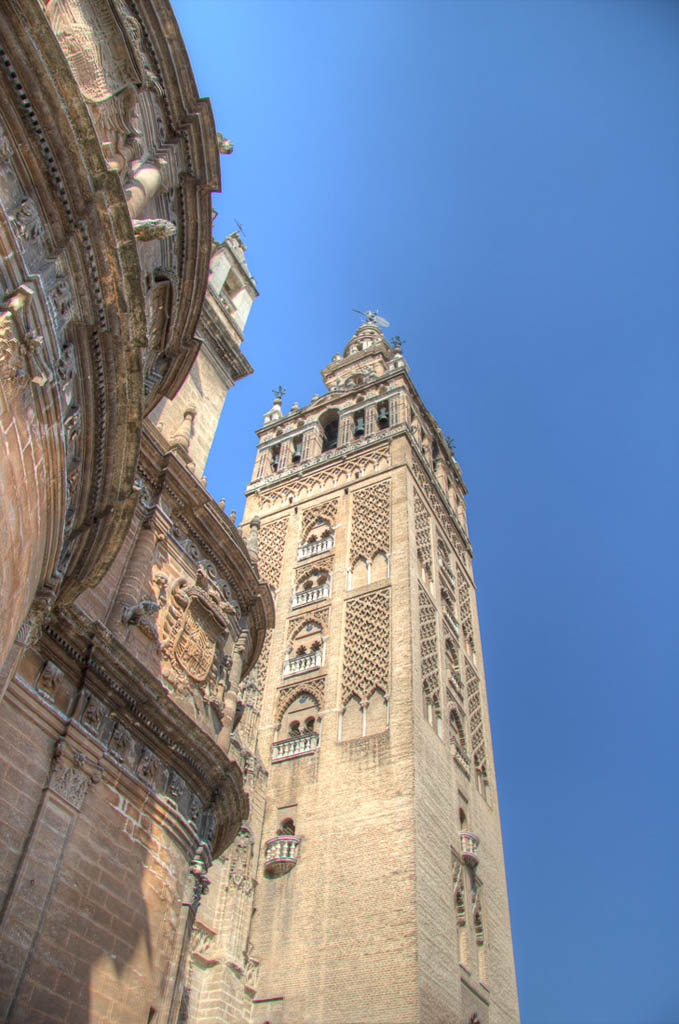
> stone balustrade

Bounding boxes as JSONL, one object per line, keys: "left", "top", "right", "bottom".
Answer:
{"left": 264, "top": 835, "right": 301, "bottom": 877}
{"left": 459, "top": 830, "right": 480, "bottom": 868}
{"left": 271, "top": 732, "right": 320, "bottom": 763}
{"left": 298, "top": 536, "right": 333, "bottom": 560}
{"left": 291, "top": 583, "right": 330, "bottom": 608}
{"left": 283, "top": 650, "right": 323, "bottom": 677}
{"left": 444, "top": 609, "right": 460, "bottom": 636}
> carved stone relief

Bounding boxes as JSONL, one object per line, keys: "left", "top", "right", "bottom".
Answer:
{"left": 160, "top": 568, "right": 238, "bottom": 712}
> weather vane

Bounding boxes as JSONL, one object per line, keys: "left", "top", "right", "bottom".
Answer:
{"left": 352, "top": 308, "right": 390, "bottom": 328}
{"left": 273, "top": 385, "right": 286, "bottom": 401}
{"left": 234, "top": 219, "right": 246, "bottom": 236}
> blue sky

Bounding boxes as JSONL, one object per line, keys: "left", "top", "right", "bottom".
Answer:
{"left": 174, "top": 3, "right": 679, "bottom": 1021}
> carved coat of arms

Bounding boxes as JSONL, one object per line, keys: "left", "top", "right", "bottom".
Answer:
{"left": 160, "top": 568, "right": 238, "bottom": 713}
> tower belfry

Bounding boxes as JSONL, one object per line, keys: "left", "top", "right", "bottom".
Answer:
{"left": 187, "top": 321, "right": 520, "bottom": 1024}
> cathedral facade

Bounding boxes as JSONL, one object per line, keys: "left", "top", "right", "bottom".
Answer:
{"left": 186, "top": 320, "right": 520, "bottom": 1024}
{"left": 0, "top": 3, "right": 270, "bottom": 1022}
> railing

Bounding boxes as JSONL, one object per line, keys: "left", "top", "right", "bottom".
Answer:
{"left": 459, "top": 831, "right": 480, "bottom": 868}
{"left": 448, "top": 671, "right": 464, "bottom": 695}
{"left": 283, "top": 650, "right": 323, "bottom": 676}
{"left": 271, "top": 733, "right": 319, "bottom": 762}
{"left": 291, "top": 583, "right": 330, "bottom": 608}
{"left": 440, "top": 560, "right": 457, "bottom": 589}
{"left": 452, "top": 744, "right": 471, "bottom": 776}
{"left": 264, "top": 835, "right": 301, "bottom": 876}
{"left": 298, "top": 536, "right": 333, "bottom": 560}
{"left": 444, "top": 610, "right": 460, "bottom": 636}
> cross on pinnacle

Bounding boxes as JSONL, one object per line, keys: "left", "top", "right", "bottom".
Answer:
{"left": 391, "top": 335, "right": 406, "bottom": 352}
{"left": 273, "top": 385, "right": 286, "bottom": 402}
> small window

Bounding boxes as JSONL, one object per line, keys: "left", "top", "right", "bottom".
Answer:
{"left": 279, "top": 818, "right": 295, "bottom": 835}
{"left": 432, "top": 440, "right": 440, "bottom": 471}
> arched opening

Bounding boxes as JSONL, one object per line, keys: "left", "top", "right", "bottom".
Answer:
{"left": 278, "top": 818, "right": 295, "bottom": 836}
{"left": 371, "top": 551, "right": 388, "bottom": 582}
{"left": 281, "top": 692, "right": 320, "bottom": 738}
{"left": 353, "top": 410, "right": 365, "bottom": 437}
{"left": 320, "top": 410, "right": 339, "bottom": 452}
{"left": 365, "top": 688, "right": 388, "bottom": 736}
{"left": 351, "top": 557, "right": 368, "bottom": 589}
{"left": 376, "top": 401, "right": 390, "bottom": 430}
{"left": 340, "top": 695, "right": 363, "bottom": 742}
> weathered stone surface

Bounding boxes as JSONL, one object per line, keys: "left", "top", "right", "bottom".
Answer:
{"left": 185, "top": 323, "right": 520, "bottom": 1024}
{"left": 0, "top": 3, "right": 270, "bottom": 1023}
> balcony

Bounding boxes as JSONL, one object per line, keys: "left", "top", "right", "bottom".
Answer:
{"left": 283, "top": 649, "right": 323, "bottom": 677}
{"left": 291, "top": 583, "right": 330, "bottom": 609}
{"left": 271, "top": 732, "right": 319, "bottom": 763}
{"left": 264, "top": 835, "right": 300, "bottom": 877}
{"left": 298, "top": 536, "right": 333, "bottom": 560}
{"left": 443, "top": 609, "right": 460, "bottom": 636}
{"left": 459, "top": 830, "right": 480, "bottom": 869}
{"left": 452, "top": 744, "right": 471, "bottom": 777}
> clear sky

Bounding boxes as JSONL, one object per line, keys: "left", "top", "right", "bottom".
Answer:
{"left": 174, "top": 3, "right": 678, "bottom": 1022}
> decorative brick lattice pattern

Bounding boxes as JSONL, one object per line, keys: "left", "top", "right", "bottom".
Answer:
{"left": 341, "top": 588, "right": 390, "bottom": 705}
{"left": 257, "top": 444, "right": 391, "bottom": 510}
{"left": 258, "top": 516, "right": 289, "bottom": 589}
{"left": 411, "top": 456, "right": 468, "bottom": 560}
{"left": 456, "top": 564, "right": 475, "bottom": 657}
{"left": 465, "top": 659, "right": 488, "bottom": 778}
{"left": 350, "top": 481, "right": 391, "bottom": 565}
{"left": 301, "top": 498, "right": 338, "bottom": 538}
{"left": 415, "top": 492, "right": 432, "bottom": 578}
{"left": 418, "top": 584, "right": 440, "bottom": 710}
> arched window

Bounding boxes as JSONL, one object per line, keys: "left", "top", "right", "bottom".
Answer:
{"left": 291, "top": 435, "right": 303, "bottom": 463}
{"left": 278, "top": 817, "right": 295, "bottom": 836}
{"left": 281, "top": 692, "right": 320, "bottom": 737}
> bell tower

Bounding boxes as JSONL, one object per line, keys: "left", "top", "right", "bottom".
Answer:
{"left": 189, "top": 315, "right": 521, "bottom": 1024}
